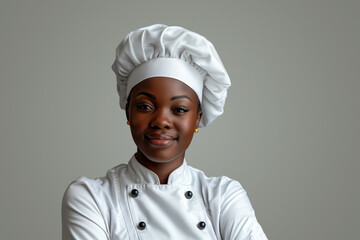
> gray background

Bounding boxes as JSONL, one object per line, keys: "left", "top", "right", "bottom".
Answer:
{"left": 0, "top": 0, "right": 359, "bottom": 239}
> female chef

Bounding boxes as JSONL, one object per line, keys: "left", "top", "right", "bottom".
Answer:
{"left": 62, "top": 24, "right": 267, "bottom": 240}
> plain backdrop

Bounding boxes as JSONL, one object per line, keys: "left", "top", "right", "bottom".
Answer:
{"left": 0, "top": 0, "right": 359, "bottom": 239}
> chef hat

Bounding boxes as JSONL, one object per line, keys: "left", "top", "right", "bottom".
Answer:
{"left": 112, "top": 24, "right": 231, "bottom": 127}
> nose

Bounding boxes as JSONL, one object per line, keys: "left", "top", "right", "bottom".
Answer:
{"left": 149, "top": 109, "right": 172, "bottom": 129}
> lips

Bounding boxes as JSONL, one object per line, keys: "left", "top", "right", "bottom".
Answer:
{"left": 145, "top": 133, "right": 177, "bottom": 147}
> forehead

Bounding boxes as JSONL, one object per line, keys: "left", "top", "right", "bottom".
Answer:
{"left": 129, "top": 77, "right": 199, "bottom": 100}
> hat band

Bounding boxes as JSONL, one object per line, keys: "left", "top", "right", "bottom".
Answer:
{"left": 126, "top": 58, "right": 203, "bottom": 102}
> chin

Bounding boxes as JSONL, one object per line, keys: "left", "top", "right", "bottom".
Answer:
{"left": 142, "top": 151, "right": 184, "bottom": 164}
{"left": 147, "top": 158, "right": 176, "bottom": 164}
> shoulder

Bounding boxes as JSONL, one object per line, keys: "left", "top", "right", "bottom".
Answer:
{"left": 187, "top": 165, "right": 246, "bottom": 196}
{"left": 187, "top": 165, "right": 252, "bottom": 212}
{"left": 62, "top": 163, "right": 128, "bottom": 207}
{"left": 62, "top": 176, "right": 103, "bottom": 205}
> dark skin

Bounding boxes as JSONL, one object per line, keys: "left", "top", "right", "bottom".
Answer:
{"left": 126, "top": 77, "right": 202, "bottom": 184}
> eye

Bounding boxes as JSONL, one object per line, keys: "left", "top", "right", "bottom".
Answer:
{"left": 173, "top": 106, "right": 189, "bottom": 114}
{"left": 136, "top": 103, "right": 154, "bottom": 112}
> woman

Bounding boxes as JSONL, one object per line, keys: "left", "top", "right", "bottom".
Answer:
{"left": 62, "top": 24, "right": 267, "bottom": 240}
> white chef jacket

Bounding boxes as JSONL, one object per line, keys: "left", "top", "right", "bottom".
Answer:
{"left": 62, "top": 155, "right": 267, "bottom": 240}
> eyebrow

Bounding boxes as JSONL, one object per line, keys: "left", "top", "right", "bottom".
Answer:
{"left": 136, "top": 92, "right": 156, "bottom": 99}
{"left": 136, "top": 92, "right": 192, "bottom": 102}
{"left": 171, "top": 95, "right": 192, "bottom": 101}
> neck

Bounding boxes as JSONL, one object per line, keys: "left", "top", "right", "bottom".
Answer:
{"left": 135, "top": 150, "right": 185, "bottom": 184}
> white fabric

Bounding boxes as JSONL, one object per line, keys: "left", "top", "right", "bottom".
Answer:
{"left": 127, "top": 58, "right": 204, "bottom": 103}
{"left": 62, "top": 155, "right": 268, "bottom": 240}
{"left": 111, "top": 24, "right": 231, "bottom": 127}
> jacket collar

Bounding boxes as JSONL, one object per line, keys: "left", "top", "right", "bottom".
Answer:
{"left": 127, "top": 154, "right": 190, "bottom": 184}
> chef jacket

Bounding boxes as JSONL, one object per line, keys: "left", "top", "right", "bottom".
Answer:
{"left": 62, "top": 155, "right": 267, "bottom": 240}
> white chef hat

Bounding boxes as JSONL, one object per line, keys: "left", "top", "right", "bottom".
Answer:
{"left": 112, "top": 24, "right": 231, "bottom": 127}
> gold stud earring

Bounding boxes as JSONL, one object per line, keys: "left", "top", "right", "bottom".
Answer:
{"left": 194, "top": 128, "right": 199, "bottom": 133}
{"left": 127, "top": 121, "right": 130, "bottom": 125}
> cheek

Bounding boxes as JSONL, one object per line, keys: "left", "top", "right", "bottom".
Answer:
{"left": 128, "top": 112, "right": 147, "bottom": 139}
{"left": 129, "top": 109, "right": 148, "bottom": 127}
{"left": 177, "top": 116, "right": 197, "bottom": 141}
{"left": 131, "top": 118, "right": 145, "bottom": 130}
{"left": 130, "top": 121, "right": 147, "bottom": 138}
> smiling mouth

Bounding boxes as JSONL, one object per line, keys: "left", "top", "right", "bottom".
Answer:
{"left": 145, "top": 134, "right": 177, "bottom": 147}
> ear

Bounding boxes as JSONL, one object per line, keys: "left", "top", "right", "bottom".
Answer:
{"left": 125, "top": 103, "right": 129, "bottom": 121}
{"left": 195, "top": 110, "right": 203, "bottom": 128}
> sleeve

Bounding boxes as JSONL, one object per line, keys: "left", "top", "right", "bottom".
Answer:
{"left": 219, "top": 179, "right": 268, "bottom": 240}
{"left": 61, "top": 178, "right": 110, "bottom": 240}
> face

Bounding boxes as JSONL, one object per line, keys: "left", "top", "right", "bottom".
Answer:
{"left": 126, "top": 77, "right": 202, "bottom": 164}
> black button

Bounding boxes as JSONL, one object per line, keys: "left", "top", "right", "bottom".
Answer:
{"left": 138, "top": 221, "right": 146, "bottom": 230}
{"left": 130, "top": 189, "right": 139, "bottom": 198}
{"left": 185, "top": 191, "right": 193, "bottom": 199}
{"left": 197, "top": 221, "right": 206, "bottom": 230}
